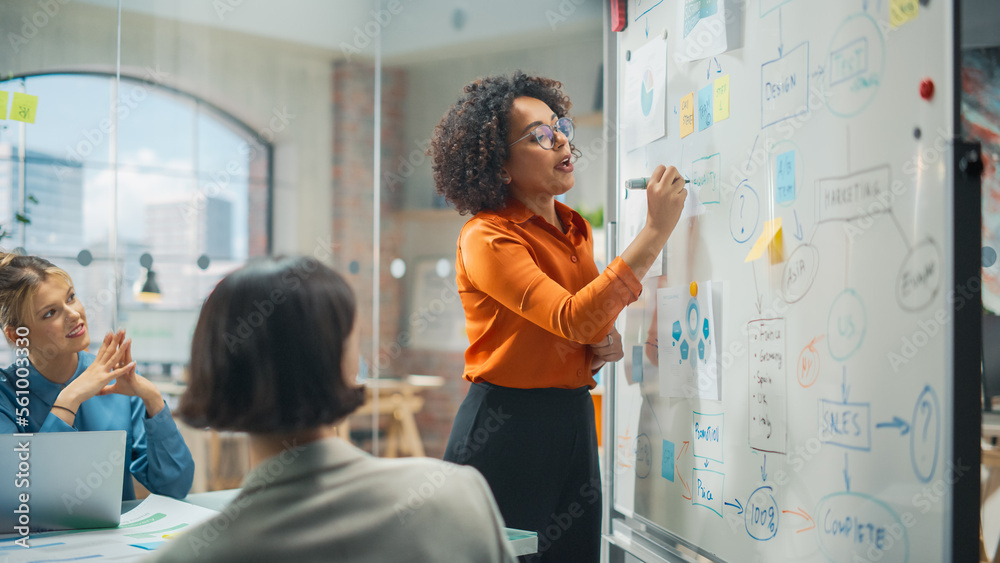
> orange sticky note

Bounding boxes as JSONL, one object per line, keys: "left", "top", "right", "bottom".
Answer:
{"left": 744, "top": 217, "right": 783, "bottom": 263}
{"left": 680, "top": 92, "right": 695, "bottom": 138}
{"left": 10, "top": 93, "right": 38, "bottom": 124}
{"left": 714, "top": 75, "right": 730, "bottom": 122}
{"left": 0, "top": 91, "right": 7, "bottom": 120}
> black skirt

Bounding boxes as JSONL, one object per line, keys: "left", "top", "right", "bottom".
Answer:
{"left": 443, "top": 381, "right": 601, "bottom": 563}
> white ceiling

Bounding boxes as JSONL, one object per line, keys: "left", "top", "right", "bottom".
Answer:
{"left": 81, "top": 0, "right": 602, "bottom": 60}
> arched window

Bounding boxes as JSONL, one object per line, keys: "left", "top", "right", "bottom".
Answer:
{"left": 0, "top": 72, "right": 271, "bottom": 364}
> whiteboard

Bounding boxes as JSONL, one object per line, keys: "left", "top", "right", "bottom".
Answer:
{"left": 609, "top": 1, "right": 967, "bottom": 562}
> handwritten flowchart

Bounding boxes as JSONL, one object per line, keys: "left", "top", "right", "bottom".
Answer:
{"left": 615, "top": 0, "right": 951, "bottom": 561}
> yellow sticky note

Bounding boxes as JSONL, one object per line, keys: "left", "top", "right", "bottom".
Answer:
{"left": 714, "top": 75, "right": 730, "bottom": 122}
{"left": 890, "top": 0, "right": 918, "bottom": 28}
{"left": 0, "top": 91, "right": 7, "bottom": 120}
{"left": 680, "top": 92, "right": 695, "bottom": 138}
{"left": 10, "top": 93, "right": 38, "bottom": 124}
{"left": 744, "top": 217, "right": 783, "bottom": 263}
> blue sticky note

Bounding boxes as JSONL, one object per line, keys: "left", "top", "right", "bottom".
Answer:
{"left": 698, "top": 84, "right": 714, "bottom": 131}
{"left": 775, "top": 150, "right": 796, "bottom": 203}
{"left": 662, "top": 440, "right": 675, "bottom": 481}
{"left": 631, "top": 345, "right": 644, "bottom": 383}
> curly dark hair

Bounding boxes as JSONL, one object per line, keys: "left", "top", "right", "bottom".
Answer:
{"left": 430, "top": 71, "right": 579, "bottom": 215}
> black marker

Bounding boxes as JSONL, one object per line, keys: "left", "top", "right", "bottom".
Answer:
{"left": 624, "top": 177, "right": 690, "bottom": 190}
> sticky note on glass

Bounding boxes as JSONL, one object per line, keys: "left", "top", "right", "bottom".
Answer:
{"left": 662, "top": 439, "right": 675, "bottom": 481}
{"left": 714, "top": 75, "right": 730, "bottom": 122}
{"left": 698, "top": 84, "right": 714, "bottom": 132}
{"left": 775, "top": 150, "right": 795, "bottom": 203}
{"left": 10, "top": 93, "right": 38, "bottom": 124}
{"left": 744, "top": 217, "right": 783, "bottom": 263}
{"left": 630, "top": 345, "right": 644, "bottom": 383}
{"left": 680, "top": 92, "right": 695, "bottom": 138}
{"left": 890, "top": 0, "right": 918, "bottom": 28}
{"left": 0, "top": 91, "right": 7, "bottom": 120}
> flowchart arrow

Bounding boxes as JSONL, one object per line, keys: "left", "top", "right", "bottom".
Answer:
{"left": 676, "top": 440, "right": 690, "bottom": 460}
{"left": 752, "top": 260, "right": 763, "bottom": 314}
{"left": 876, "top": 416, "right": 911, "bottom": 435}
{"left": 843, "top": 453, "right": 851, "bottom": 491}
{"left": 841, "top": 366, "right": 850, "bottom": 403}
{"left": 704, "top": 459, "right": 710, "bottom": 468}
{"left": 761, "top": 454, "right": 768, "bottom": 482}
{"left": 793, "top": 210, "right": 804, "bottom": 241}
{"left": 777, "top": 7, "right": 784, "bottom": 56}
{"left": 706, "top": 57, "right": 722, "bottom": 80}
{"left": 781, "top": 507, "right": 816, "bottom": 533}
{"left": 645, "top": 17, "right": 650, "bottom": 38}
{"left": 725, "top": 499, "right": 744, "bottom": 515}
{"left": 678, "top": 471, "right": 692, "bottom": 500}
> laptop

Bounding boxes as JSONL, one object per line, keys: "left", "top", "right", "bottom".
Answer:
{"left": 0, "top": 430, "right": 126, "bottom": 532}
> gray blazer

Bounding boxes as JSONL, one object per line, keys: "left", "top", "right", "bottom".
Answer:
{"left": 145, "top": 437, "right": 517, "bottom": 563}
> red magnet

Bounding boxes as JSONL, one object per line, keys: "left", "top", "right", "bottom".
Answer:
{"left": 919, "top": 78, "right": 935, "bottom": 100}
{"left": 611, "top": 0, "right": 627, "bottom": 32}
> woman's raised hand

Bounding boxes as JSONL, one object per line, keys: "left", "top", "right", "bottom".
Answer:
{"left": 619, "top": 164, "right": 689, "bottom": 281}
{"left": 644, "top": 165, "right": 688, "bottom": 239}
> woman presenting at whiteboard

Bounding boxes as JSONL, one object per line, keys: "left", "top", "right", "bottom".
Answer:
{"left": 432, "top": 71, "right": 687, "bottom": 562}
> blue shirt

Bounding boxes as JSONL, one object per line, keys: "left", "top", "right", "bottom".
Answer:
{"left": 0, "top": 351, "right": 195, "bottom": 500}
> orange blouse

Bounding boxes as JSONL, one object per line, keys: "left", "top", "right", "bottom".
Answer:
{"left": 456, "top": 197, "right": 643, "bottom": 389}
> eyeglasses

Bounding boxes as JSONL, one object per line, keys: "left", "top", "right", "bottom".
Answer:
{"left": 507, "top": 117, "right": 574, "bottom": 150}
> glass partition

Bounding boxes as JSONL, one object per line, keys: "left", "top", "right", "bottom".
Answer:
{"left": 0, "top": 2, "right": 121, "bottom": 363}
{"left": 1, "top": 1, "right": 381, "bottom": 489}
{"left": 377, "top": 0, "right": 605, "bottom": 459}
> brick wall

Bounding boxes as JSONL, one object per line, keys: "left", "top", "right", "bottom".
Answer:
{"left": 332, "top": 61, "right": 465, "bottom": 459}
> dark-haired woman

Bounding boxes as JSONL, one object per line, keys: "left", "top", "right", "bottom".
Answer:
{"left": 0, "top": 253, "right": 194, "bottom": 500}
{"left": 147, "top": 257, "right": 516, "bottom": 563}
{"left": 432, "top": 72, "right": 687, "bottom": 562}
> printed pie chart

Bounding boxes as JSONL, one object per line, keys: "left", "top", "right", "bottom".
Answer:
{"left": 641, "top": 68, "right": 654, "bottom": 117}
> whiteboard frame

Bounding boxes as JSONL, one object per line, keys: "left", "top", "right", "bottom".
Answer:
{"left": 601, "top": 1, "right": 981, "bottom": 561}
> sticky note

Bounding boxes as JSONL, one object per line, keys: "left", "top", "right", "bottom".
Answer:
{"left": 775, "top": 150, "right": 796, "bottom": 203}
{"left": 662, "top": 439, "right": 675, "bottom": 481}
{"left": 10, "top": 93, "right": 38, "bottom": 124}
{"left": 631, "top": 345, "right": 644, "bottom": 383}
{"left": 0, "top": 91, "right": 7, "bottom": 120}
{"left": 698, "top": 84, "right": 714, "bottom": 132}
{"left": 890, "top": 0, "right": 918, "bottom": 28}
{"left": 744, "top": 217, "right": 783, "bottom": 263}
{"left": 714, "top": 74, "right": 730, "bottom": 122}
{"left": 680, "top": 92, "right": 695, "bottom": 138}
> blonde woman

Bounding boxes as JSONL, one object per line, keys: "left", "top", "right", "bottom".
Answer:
{"left": 0, "top": 253, "right": 194, "bottom": 499}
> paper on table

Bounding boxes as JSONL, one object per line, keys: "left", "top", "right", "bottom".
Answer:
{"left": 0, "top": 495, "right": 220, "bottom": 562}
{"left": 624, "top": 38, "right": 668, "bottom": 152}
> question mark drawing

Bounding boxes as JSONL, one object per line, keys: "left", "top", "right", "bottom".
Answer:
{"left": 739, "top": 194, "right": 746, "bottom": 233}
{"left": 920, "top": 399, "right": 932, "bottom": 442}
